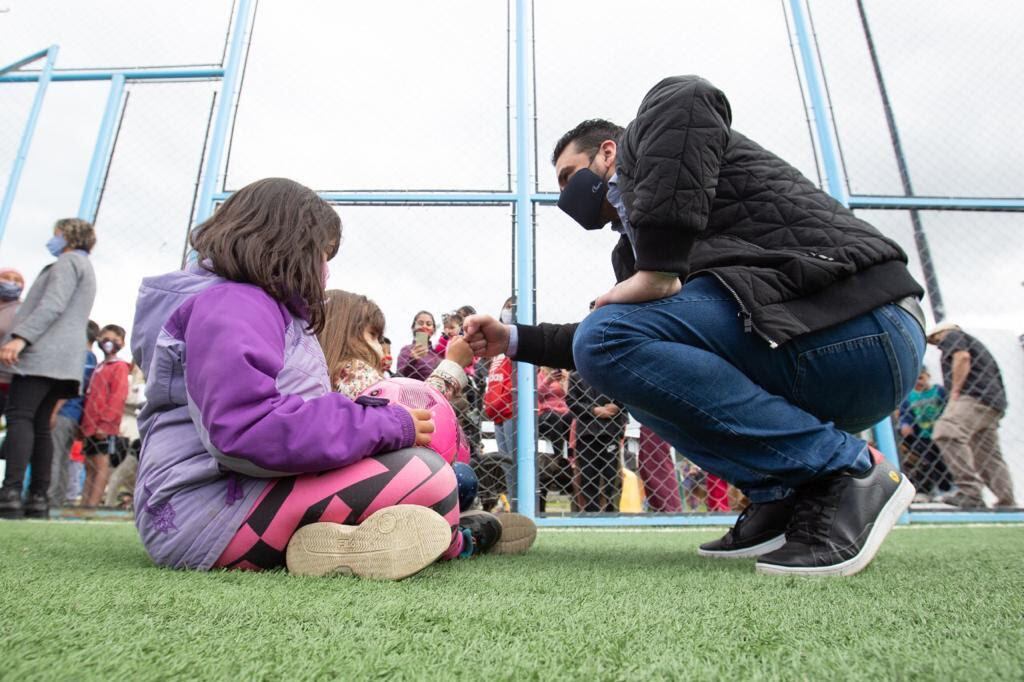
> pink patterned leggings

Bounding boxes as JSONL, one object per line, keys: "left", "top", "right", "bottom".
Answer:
{"left": 215, "top": 447, "right": 463, "bottom": 570}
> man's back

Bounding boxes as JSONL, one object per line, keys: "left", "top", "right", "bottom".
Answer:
{"left": 938, "top": 330, "right": 1007, "bottom": 412}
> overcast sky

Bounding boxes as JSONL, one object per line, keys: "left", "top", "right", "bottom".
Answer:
{"left": 1, "top": 0, "right": 1022, "bottom": 496}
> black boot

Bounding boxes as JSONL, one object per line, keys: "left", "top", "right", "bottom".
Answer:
{"left": 0, "top": 486, "right": 23, "bottom": 519}
{"left": 23, "top": 491, "right": 50, "bottom": 519}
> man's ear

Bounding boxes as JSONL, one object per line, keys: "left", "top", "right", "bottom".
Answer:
{"left": 599, "top": 139, "right": 617, "bottom": 166}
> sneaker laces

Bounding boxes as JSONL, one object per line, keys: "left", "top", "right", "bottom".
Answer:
{"left": 785, "top": 479, "right": 842, "bottom": 544}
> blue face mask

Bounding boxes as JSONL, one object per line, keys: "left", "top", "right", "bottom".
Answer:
{"left": 46, "top": 234, "right": 67, "bottom": 257}
{"left": 0, "top": 282, "right": 22, "bottom": 301}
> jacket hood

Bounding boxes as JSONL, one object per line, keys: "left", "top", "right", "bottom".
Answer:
{"left": 131, "top": 263, "right": 223, "bottom": 377}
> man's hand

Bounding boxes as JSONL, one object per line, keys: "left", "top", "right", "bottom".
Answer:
{"left": 899, "top": 424, "right": 913, "bottom": 438}
{"left": 593, "top": 270, "right": 681, "bottom": 309}
{"left": 401, "top": 406, "right": 435, "bottom": 447}
{"left": 463, "top": 314, "right": 510, "bottom": 358}
{"left": 950, "top": 390, "right": 961, "bottom": 402}
{"left": 445, "top": 336, "right": 474, "bottom": 368}
{"left": 0, "top": 338, "right": 26, "bottom": 367}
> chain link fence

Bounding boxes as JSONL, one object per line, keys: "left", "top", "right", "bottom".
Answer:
{"left": 0, "top": 0, "right": 1020, "bottom": 518}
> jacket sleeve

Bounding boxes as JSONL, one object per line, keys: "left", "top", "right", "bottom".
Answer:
{"left": 897, "top": 398, "right": 914, "bottom": 431}
{"left": 514, "top": 322, "right": 579, "bottom": 371}
{"left": 180, "top": 286, "right": 416, "bottom": 477}
{"left": 11, "top": 255, "right": 83, "bottom": 344}
{"left": 617, "top": 76, "right": 732, "bottom": 278}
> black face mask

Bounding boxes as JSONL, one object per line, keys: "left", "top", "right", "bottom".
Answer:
{"left": 557, "top": 167, "right": 608, "bottom": 230}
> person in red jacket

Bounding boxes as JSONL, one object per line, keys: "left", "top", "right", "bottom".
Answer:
{"left": 80, "top": 324, "right": 131, "bottom": 507}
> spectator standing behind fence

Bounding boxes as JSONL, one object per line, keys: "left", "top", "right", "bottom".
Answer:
{"left": 0, "top": 268, "right": 25, "bottom": 416}
{"left": 0, "top": 218, "right": 97, "bottom": 520}
{"left": 379, "top": 336, "right": 394, "bottom": 377}
{"left": 47, "top": 320, "right": 99, "bottom": 506}
{"left": 568, "top": 369, "right": 626, "bottom": 512}
{"left": 637, "top": 425, "right": 684, "bottom": 512}
{"left": 80, "top": 324, "right": 132, "bottom": 507}
{"left": 397, "top": 310, "right": 443, "bottom": 380}
{"left": 897, "top": 367, "right": 955, "bottom": 501}
{"left": 536, "top": 366, "right": 572, "bottom": 511}
{"left": 104, "top": 364, "right": 146, "bottom": 509}
{"left": 928, "top": 322, "right": 1015, "bottom": 508}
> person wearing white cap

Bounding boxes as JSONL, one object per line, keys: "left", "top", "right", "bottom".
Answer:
{"left": 927, "top": 322, "right": 1014, "bottom": 508}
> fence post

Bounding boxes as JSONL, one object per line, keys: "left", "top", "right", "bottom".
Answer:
{"left": 194, "top": 0, "right": 254, "bottom": 226}
{"left": 0, "top": 45, "right": 58, "bottom": 246}
{"left": 78, "top": 74, "right": 125, "bottom": 222}
{"left": 513, "top": 0, "right": 537, "bottom": 520}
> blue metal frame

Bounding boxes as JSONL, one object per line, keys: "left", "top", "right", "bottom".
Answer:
{"left": 0, "top": 68, "right": 224, "bottom": 84}
{"left": 513, "top": 0, "right": 538, "bottom": 520}
{"left": 78, "top": 74, "right": 125, "bottom": 222}
{"left": 0, "top": 45, "right": 58, "bottom": 245}
{"left": 1, "top": 3, "right": 1018, "bottom": 528}
{"left": 790, "top": 0, "right": 903, "bottom": 474}
{"left": 194, "top": 0, "right": 253, "bottom": 225}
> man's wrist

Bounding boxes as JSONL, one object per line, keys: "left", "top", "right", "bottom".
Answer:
{"left": 506, "top": 324, "right": 518, "bottom": 359}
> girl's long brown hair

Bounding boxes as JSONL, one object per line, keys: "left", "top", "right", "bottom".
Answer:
{"left": 318, "top": 289, "right": 386, "bottom": 384}
{"left": 190, "top": 178, "right": 340, "bottom": 333}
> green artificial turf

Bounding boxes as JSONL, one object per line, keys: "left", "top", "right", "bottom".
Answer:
{"left": 1, "top": 521, "right": 1021, "bottom": 681}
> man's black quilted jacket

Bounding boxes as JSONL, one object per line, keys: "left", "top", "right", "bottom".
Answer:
{"left": 516, "top": 75, "right": 923, "bottom": 368}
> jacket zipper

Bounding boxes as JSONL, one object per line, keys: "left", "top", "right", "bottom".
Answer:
{"left": 719, "top": 234, "right": 836, "bottom": 262}
{"left": 700, "top": 271, "right": 779, "bottom": 349}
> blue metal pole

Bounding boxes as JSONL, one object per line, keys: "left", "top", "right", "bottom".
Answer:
{"left": 78, "top": 74, "right": 125, "bottom": 222}
{"left": 850, "top": 195, "right": 1024, "bottom": 211}
{"left": 213, "top": 191, "right": 519, "bottom": 204}
{"left": 513, "top": 0, "right": 537, "bottom": 519}
{"left": 790, "top": 0, "right": 901, "bottom": 475}
{"left": 0, "top": 67, "right": 224, "bottom": 84}
{"left": 0, "top": 45, "right": 58, "bottom": 247}
{"left": 194, "top": 0, "right": 253, "bottom": 226}
{"left": 0, "top": 48, "right": 50, "bottom": 77}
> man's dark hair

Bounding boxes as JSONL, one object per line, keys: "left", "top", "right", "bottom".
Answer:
{"left": 101, "top": 324, "right": 126, "bottom": 340}
{"left": 87, "top": 320, "right": 100, "bottom": 344}
{"left": 551, "top": 118, "right": 624, "bottom": 165}
{"left": 381, "top": 336, "right": 391, "bottom": 346}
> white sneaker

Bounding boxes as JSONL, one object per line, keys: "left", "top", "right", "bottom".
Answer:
{"left": 286, "top": 505, "right": 451, "bottom": 580}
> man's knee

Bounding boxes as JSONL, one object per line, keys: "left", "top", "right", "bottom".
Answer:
{"left": 573, "top": 307, "right": 634, "bottom": 392}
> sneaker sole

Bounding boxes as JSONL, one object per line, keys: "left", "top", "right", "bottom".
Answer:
{"left": 490, "top": 512, "right": 537, "bottom": 555}
{"left": 285, "top": 505, "right": 451, "bottom": 580}
{"left": 755, "top": 477, "right": 915, "bottom": 577}
{"left": 697, "top": 533, "right": 786, "bottom": 559}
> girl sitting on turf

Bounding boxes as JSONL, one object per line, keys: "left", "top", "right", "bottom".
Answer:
{"left": 315, "top": 289, "right": 537, "bottom": 555}
{"left": 131, "top": 178, "right": 489, "bottom": 579}
{"left": 318, "top": 290, "right": 470, "bottom": 400}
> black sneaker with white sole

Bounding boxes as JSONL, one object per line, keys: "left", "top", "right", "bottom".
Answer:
{"left": 697, "top": 497, "right": 795, "bottom": 558}
{"left": 457, "top": 510, "right": 503, "bottom": 558}
{"left": 755, "top": 458, "right": 915, "bottom": 577}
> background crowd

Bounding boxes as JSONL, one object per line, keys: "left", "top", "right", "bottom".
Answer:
{"left": 0, "top": 217, "right": 1015, "bottom": 518}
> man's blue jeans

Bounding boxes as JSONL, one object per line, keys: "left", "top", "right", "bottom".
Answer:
{"left": 573, "top": 276, "right": 925, "bottom": 502}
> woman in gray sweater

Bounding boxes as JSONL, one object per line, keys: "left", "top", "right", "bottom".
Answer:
{"left": 0, "top": 218, "right": 97, "bottom": 518}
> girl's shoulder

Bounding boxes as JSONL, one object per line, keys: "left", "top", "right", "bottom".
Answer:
{"left": 335, "top": 358, "right": 384, "bottom": 398}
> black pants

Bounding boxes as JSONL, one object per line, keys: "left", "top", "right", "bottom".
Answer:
{"left": 1, "top": 375, "right": 67, "bottom": 495}
{"left": 577, "top": 430, "right": 621, "bottom": 513}
{"left": 536, "top": 411, "right": 573, "bottom": 512}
